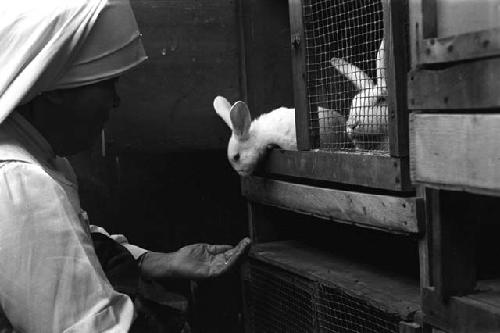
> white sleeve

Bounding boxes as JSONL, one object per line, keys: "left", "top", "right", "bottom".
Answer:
{"left": 89, "top": 225, "right": 149, "bottom": 260}
{"left": 0, "top": 162, "right": 134, "bottom": 332}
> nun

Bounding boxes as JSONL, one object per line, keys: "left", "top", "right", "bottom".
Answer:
{"left": 0, "top": 0, "right": 250, "bottom": 331}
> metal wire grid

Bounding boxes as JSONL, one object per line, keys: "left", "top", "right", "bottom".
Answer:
{"left": 302, "top": 0, "right": 388, "bottom": 153}
{"left": 317, "top": 285, "right": 400, "bottom": 333}
{"left": 244, "top": 260, "right": 403, "bottom": 333}
{"left": 245, "top": 263, "right": 316, "bottom": 333}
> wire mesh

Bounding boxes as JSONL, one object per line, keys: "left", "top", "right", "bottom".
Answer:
{"left": 244, "top": 260, "right": 404, "bottom": 333}
{"left": 244, "top": 262, "right": 316, "bottom": 333}
{"left": 317, "top": 285, "right": 400, "bottom": 333}
{"left": 302, "top": 0, "right": 388, "bottom": 153}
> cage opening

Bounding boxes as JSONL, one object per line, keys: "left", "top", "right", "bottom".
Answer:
{"left": 302, "top": 0, "right": 388, "bottom": 153}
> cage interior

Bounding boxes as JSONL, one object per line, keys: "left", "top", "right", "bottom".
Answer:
{"left": 302, "top": 0, "right": 388, "bottom": 153}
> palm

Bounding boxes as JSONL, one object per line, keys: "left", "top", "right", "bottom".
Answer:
{"left": 173, "top": 238, "right": 251, "bottom": 279}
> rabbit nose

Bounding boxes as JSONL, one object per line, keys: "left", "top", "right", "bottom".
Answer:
{"left": 348, "top": 120, "right": 360, "bottom": 130}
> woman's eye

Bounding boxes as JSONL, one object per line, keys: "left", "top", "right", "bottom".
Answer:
{"left": 233, "top": 154, "right": 240, "bottom": 161}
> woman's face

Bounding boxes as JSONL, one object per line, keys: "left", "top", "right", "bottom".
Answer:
{"left": 31, "top": 78, "right": 120, "bottom": 156}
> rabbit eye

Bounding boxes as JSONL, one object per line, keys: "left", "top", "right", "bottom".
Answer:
{"left": 233, "top": 154, "right": 240, "bottom": 162}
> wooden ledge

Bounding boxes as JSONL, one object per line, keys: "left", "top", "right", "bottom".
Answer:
{"left": 260, "top": 149, "right": 413, "bottom": 192}
{"left": 249, "top": 241, "right": 421, "bottom": 322}
{"left": 242, "top": 176, "right": 420, "bottom": 234}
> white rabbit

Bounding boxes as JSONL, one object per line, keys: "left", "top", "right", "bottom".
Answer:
{"left": 330, "top": 39, "right": 388, "bottom": 151}
{"left": 213, "top": 96, "right": 296, "bottom": 176}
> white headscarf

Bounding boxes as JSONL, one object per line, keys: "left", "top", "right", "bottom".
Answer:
{"left": 0, "top": 0, "right": 147, "bottom": 124}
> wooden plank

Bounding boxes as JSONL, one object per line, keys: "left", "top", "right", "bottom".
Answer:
{"left": 409, "top": 113, "right": 417, "bottom": 183}
{"left": 422, "top": 0, "right": 437, "bottom": 39}
{"left": 261, "top": 149, "right": 413, "bottom": 191}
{"left": 408, "top": 58, "right": 500, "bottom": 110}
{"left": 409, "top": 0, "right": 436, "bottom": 67}
{"left": 418, "top": 186, "right": 431, "bottom": 295}
{"left": 423, "top": 286, "right": 500, "bottom": 333}
{"left": 242, "top": 176, "right": 419, "bottom": 234}
{"left": 250, "top": 241, "right": 421, "bottom": 321}
{"left": 288, "top": 0, "right": 313, "bottom": 150}
{"left": 428, "top": 190, "right": 477, "bottom": 299}
{"left": 421, "top": 28, "right": 500, "bottom": 64}
{"left": 408, "top": 0, "right": 423, "bottom": 68}
{"left": 435, "top": 0, "right": 500, "bottom": 38}
{"left": 384, "top": 0, "right": 410, "bottom": 158}
{"left": 410, "top": 114, "right": 500, "bottom": 196}
{"left": 113, "top": 0, "right": 241, "bottom": 152}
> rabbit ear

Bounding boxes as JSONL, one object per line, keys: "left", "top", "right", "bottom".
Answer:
{"left": 230, "top": 101, "right": 251, "bottom": 139}
{"left": 213, "top": 96, "right": 233, "bottom": 130}
{"left": 376, "top": 39, "right": 387, "bottom": 89}
{"left": 330, "top": 57, "right": 375, "bottom": 91}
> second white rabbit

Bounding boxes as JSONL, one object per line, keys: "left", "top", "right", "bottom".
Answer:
{"left": 330, "top": 39, "right": 388, "bottom": 151}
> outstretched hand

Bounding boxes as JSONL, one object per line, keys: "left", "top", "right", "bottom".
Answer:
{"left": 140, "top": 237, "right": 251, "bottom": 280}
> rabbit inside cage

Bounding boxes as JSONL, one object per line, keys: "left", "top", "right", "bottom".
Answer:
{"left": 303, "top": 0, "right": 388, "bottom": 152}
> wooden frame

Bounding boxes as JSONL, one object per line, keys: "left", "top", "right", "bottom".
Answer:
{"left": 243, "top": 241, "right": 422, "bottom": 333}
{"left": 261, "top": 149, "right": 412, "bottom": 191}
{"left": 242, "top": 176, "right": 419, "bottom": 234}
{"left": 289, "top": 0, "right": 409, "bottom": 157}
{"left": 421, "top": 188, "right": 500, "bottom": 332}
{"left": 288, "top": 0, "right": 313, "bottom": 150}
{"left": 287, "top": 0, "right": 411, "bottom": 191}
{"left": 410, "top": 113, "right": 500, "bottom": 196}
{"left": 384, "top": 0, "right": 410, "bottom": 158}
{"left": 408, "top": 0, "right": 500, "bottom": 111}
{"left": 408, "top": 58, "right": 500, "bottom": 110}
{"left": 410, "top": 0, "right": 500, "bottom": 66}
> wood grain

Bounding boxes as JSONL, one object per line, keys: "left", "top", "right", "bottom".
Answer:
{"left": 409, "top": 58, "right": 500, "bottom": 110}
{"left": 250, "top": 241, "right": 421, "bottom": 321}
{"left": 423, "top": 286, "right": 500, "bottom": 333}
{"left": 421, "top": 28, "right": 500, "bottom": 64}
{"left": 242, "top": 176, "right": 419, "bottom": 234}
{"left": 435, "top": 0, "right": 500, "bottom": 38}
{"left": 384, "top": 0, "right": 410, "bottom": 158}
{"left": 261, "top": 149, "right": 413, "bottom": 191}
{"left": 410, "top": 113, "right": 500, "bottom": 196}
{"left": 288, "top": 0, "right": 313, "bottom": 150}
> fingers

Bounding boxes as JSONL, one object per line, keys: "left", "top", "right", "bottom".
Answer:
{"left": 239, "top": 237, "right": 252, "bottom": 249}
{"left": 207, "top": 244, "right": 233, "bottom": 255}
{"left": 208, "top": 238, "right": 252, "bottom": 277}
{"left": 206, "top": 238, "right": 251, "bottom": 255}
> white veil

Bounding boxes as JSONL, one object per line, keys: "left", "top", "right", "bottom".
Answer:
{"left": 0, "top": 0, "right": 147, "bottom": 123}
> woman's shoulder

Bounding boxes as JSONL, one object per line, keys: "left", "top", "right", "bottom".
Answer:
{"left": 0, "top": 160, "right": 57, "bottom": 190}
{"left": 0, "top": 138, "right": 40, "bottom": 166}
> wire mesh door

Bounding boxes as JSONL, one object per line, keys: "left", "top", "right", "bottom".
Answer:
{"left": 302, "top": 0, "right": 388, "bottom": 153}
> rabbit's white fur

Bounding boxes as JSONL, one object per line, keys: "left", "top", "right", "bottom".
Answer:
{"left": 330, "top": 39, "right": 388, "bottom": 150}
{"left": 214, "top": 96, "right": 296, "bottom": 176}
